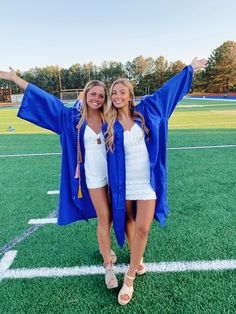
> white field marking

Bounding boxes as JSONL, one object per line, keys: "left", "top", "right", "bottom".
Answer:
{"left": 0, "top": 251, "right": 17, "bottom": 282}
{"left": 0, "top": 122, "right": 29, "bottom": 125}
{"left": 173, "top": 112, "right": 222, "bottom": 116}
{"left": 177, "top": 105, "right": 206, "bottom": 108}
{"left": 168, "top": 144, "right": 236, "bottom": 150}
{"left": 184, "top": 97, "right": 236, "bottom": 102}
{"left": 0, "top": 152, "right": 61, "bottom": 158}
{"left": 0, "top": 131, "right": 53, "bottom": 135}
{"left": 47, "top": 190, "right": 59, "bottom": 195}
{"left": 0, "top": 210, "right": 57, "bottom": 256}
{"left": 170, "top": 122, "right": 236, "bottom": 127}
{"left": 173, "top": 112, "right": 236, "bottom": 116}
{"left": 1, "top": 143, "right": 236, "bottom": 160}
{"left": 28, "top": 218, "right": 57, "bottom": 225}
{"left": 3, "top": 259, "right": 236, "bottom": 280}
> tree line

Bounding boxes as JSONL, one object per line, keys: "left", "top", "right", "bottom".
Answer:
{"left": 1, "top": 40, "right": 236, "bottom": 97}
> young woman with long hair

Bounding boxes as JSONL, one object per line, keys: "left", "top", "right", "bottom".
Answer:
{"left": 0, "top": 68, "right": 118, "bottom": 289}
{"left": 104, "top": 58, "right": 207, "bottom": 305}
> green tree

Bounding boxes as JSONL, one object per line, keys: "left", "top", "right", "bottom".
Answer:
{"left": 205, "top": 40, "right": 236, "bottom": 93}
{"left": 155, "top": 56, "right": 169, "bottom": 87}
{"left": 67, "top": 64, "right": 83, "bottom": 89}
{"left": 22, "top": 66, "right": 60, "bottom": 95}
{"left": 130, "top": 56, "right": 156, "bottom": 95}
{"left": 168, "top": 60, "right": 186, "bottom": 77}
{"left": 99, "top": 61, "right": 125, "bottom": 86}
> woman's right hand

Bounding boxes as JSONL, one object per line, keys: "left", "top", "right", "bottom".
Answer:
{"left": 0, "top": 67, "right": 18, "bottom": 81}
{"left": 0, "top": 67, "right": 28, "bottom": 90}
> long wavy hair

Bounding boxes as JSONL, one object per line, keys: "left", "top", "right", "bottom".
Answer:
{"left": 105, "top": 78, "right": 149, "bottom": 152}
{"left": 74, "top": 80, "right": 108, "bottom": 198}
{"left": 76, "top": 80, "right": 108, "bottom": 130}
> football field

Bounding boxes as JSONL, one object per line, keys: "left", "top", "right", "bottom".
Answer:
{"left": 0, "top": 99, "right": 236, "bottom": 313}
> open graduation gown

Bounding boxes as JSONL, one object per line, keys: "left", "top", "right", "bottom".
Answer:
{"left": 17, "top": 84, "right": 97, "bottom": 224}
{"left": 105, "top": 65, "right": 194, "bottom": 247}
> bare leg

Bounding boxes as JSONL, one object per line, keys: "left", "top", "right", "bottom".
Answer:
{"left": 125, "top": 200, "right": 135, "bottom": 248}
{"left": 119, "top": 199, "right": 156, "bottom": 303}
{"left": 88, "top": 186, "right": 112, "bottom": 264}
{"left": 89, "top": 186, "right": 118, "bottom": 288}
{"left": 125, "top": 200, "right": 149, "bottom": 272}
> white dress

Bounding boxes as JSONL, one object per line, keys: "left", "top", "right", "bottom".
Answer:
{"left": 124, "top": 123, "right": 156, "bottom": 200}
{"left": 84, "top": 125, "right": 108, "bottom": 188}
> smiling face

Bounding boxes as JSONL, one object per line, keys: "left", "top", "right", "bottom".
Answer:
{"left": 111, "top": 83, "right": 131, "bottom": 109}
{"left": 86, "top": 86, "right": 106, "bottom": 111}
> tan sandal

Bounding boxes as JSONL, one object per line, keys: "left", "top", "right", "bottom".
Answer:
{"left": 118, "top": 273, "right": 135, "bottom": 305}
{"left": 104, "top": 263, "right": 118, "bottom": 289}
{"left": 110, "top": 249, "right": 117, "bottom": 264}
{"left": 137, "top": 257, "right": 148, "bottom": 276}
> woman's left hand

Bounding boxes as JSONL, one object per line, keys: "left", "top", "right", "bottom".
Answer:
{"left": 191, "top": 58, "right": 208, "bottom": 72}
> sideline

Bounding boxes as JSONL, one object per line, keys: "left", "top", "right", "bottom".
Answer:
{"left": 1, "top": 144, "right": 236, "bottom": 158}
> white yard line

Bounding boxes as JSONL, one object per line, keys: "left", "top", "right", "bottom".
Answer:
{"left": 0, "top": 210, "right": 57, "bottom": 255}
{"left": 168, "top": 144, "right": 236, "bottom": 150}
{"left": 0, "top": 152, "right": 61, "bottom": 158}
{"left": 28, "top": 218, "right": 57, "bottom": 225}
{"left": 47, "top": 190, "right": 59, "bottom": 195}
{"left": 1, "top": 144, "right": 236, "bottom": 159}
{"left": 0, "top": 251, "right": 17, "bottom": 282}
{"left": 183, "top": 97, "right": 236, "bottom": 102}
{"left": 170, "top": 122, "right": 236, "bottom": 127}
{"left": 2, "top": 257, "right": 236, "bottom": 280}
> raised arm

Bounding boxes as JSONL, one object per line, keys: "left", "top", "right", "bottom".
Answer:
{"left": 139, "top": 58, "right": 207, "bottom": 119}
{"left": 0, "top": 67, "right": 68, "bottom": 135}
{"left": 0, "top": 67, "right": 28, "bottom": 90}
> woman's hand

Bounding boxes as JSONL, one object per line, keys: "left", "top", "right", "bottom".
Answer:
{"left": 0, "top": 67, "right": 18, "bottom": 81}
{"left": 191, "top": 58, "right": 207, "bottom": 72}
{"left": 0, "top": 67, "right": 28, "bottom": 90}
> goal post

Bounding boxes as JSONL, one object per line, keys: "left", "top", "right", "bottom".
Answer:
{"left": 60, "top": 89, "right": 84, "bottom": 103}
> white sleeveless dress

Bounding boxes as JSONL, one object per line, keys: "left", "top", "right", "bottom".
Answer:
{"left": 84, "top": 125, "right": 108, "bottom": 188}
{"left": 124, "top": 123, "right": 156, "bottom": 200}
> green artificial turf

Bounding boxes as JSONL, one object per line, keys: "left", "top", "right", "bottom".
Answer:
{"left": 0, "top": 103, "right": 235, "bottom": 313}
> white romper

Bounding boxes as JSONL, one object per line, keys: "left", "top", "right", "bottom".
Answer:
{"left": 124, "top": 123, "right": 157, "bottom": 200}
{"left": 84, "top": 125, "right": 108, "bottom": 188}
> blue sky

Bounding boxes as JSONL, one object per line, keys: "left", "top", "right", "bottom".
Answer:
{"left": 1, "top": 0, "right": 235, "bottom": 71}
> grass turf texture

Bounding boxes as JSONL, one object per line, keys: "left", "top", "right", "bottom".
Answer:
{"left": 0, "top": 101, "right": 236, "bottom": 313}
{"left": 1, "top": 271, "right": 235, "bottom": 313}
{"left": 1, "top": 99, "right": 236, "bottom": 134}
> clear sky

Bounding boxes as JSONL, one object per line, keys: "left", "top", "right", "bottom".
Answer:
{"left": 1, "top": 0, "right": 235, "bottom": 71}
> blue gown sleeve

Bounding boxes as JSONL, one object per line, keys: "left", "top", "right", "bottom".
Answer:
{"left": 141, "top": 65, "right": 193, "bottom": 119}
{"left": 17, "top": 83, "right": 69, "bottom": 135}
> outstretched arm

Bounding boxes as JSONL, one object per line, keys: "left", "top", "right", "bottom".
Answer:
{"left": 0, "top": 67, "right": 68, "bottom": 134}
{"left": 0, "top": 67, "right": 28, "bottom": 90}
{"left": 139, "top": 58, "right": 207, "bottom": 119}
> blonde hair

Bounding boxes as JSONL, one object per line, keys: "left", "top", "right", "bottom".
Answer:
{"left": 76, "top": 80, "right": 108, "bottom": 130}
{"left": 75, "top": 80, "right": 108, "bottom": 198}
{"left": 105, "top": 78, "right": 149, "bottom": 151}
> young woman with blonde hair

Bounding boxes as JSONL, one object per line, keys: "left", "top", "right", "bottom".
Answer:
{"left": 0, "top": 68, "right": 118, "bottom": 289}
{"left": 105, "top": 58, "right": 207, "bottom": 305}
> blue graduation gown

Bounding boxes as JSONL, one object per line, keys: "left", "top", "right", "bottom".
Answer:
{"left": 17, "top": 84, "right": 97, "bottom": 224}
{"left": 106, "top": 65, "right": 194, "bottom": 247}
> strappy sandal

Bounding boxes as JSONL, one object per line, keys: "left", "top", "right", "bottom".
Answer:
{"left": 110, "top": 249, "right": 117, "bottom": 264}
{"left": 104, "top": 263, "right": 118, "bottom": 289}
{"left": 118, "top": 273, "right": 135, "bottom": 305}
{"left": 136, "top": 257, "right": 148, "bottom": 276}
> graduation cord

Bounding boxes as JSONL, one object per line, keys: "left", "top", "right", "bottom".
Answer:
{"left": 74, "top": 111, "right": 104, "bottom": 199}
{"left": 74, "top": 126, "right": 83, "bottom": 198}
